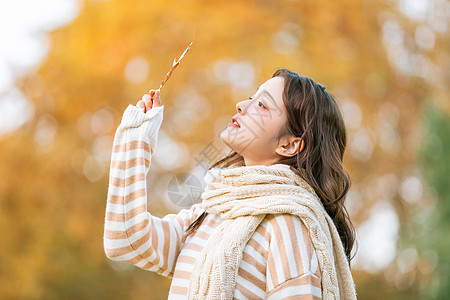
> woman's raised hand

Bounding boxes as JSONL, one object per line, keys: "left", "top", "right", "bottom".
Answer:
{"left": 136, "top": 89, "right": 161, "bottom": 113}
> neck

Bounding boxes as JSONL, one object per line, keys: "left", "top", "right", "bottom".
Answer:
{"left": 243, "top": 156, "right": 281, "bottom": 167}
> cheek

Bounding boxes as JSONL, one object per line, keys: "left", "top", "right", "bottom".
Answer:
{"left": 244, "top": 129, "right": 279, "bottom": 155}
{"left": 258, "top": 122, "right": 281, "bottom": 143}
{"left": 247, "top": 113, "right": 280, "bottom": 139}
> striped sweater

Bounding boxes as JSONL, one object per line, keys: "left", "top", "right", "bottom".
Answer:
{"left": 104, "top": 104, "right": 322, "bottom": 299}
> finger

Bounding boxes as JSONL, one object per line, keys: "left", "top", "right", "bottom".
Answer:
{"left": 142, "top": 94, "right": 152, "bottom": 111}
{"left": 147, "top": 90, "right": 157, "bottom": 111}
{"left": 136, "top": 100, "right": 146, "bottom": 112}
{"left": 153, "top": 89, "right": 161, "bottom": 107}
{"left": 147, "top": 96, "right": 153, "bottom": 111}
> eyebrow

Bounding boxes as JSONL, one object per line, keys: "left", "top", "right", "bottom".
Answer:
{"left": 255, "top": 86, "right": 277, "bottom": 106}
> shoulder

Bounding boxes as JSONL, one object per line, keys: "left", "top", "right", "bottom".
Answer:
{"left": 250, "top": 214, "right": 317, "bottom": 261}
{"left": 189, "top": 202, "right": 206, "bottom": 219}
{"left": 259, "top": 214, "right": 314, "bottom": 245}
{"left": 166, "top": 202, "right": 206, "bottom": 228}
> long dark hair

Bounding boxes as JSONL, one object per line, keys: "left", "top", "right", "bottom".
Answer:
{"left": 185, "top": 68, "right": 356, "bottom": 262}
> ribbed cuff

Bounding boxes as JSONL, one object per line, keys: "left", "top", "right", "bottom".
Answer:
{"left": 119, "top": 104, "right": 164, "bottom": 129}
{"left": 116, "top": 104, "right": 165, "bottom": 151}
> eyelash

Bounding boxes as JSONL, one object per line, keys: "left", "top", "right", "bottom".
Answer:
{"left": 249, "top": 97, "right": 266, "bottom": 109}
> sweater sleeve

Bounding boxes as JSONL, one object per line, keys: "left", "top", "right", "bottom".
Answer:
{"left": 265, "top": 215, "right": 322, "bottom": 300}
{"left": 103, "top": 104, "right": 204, "bottom": 278}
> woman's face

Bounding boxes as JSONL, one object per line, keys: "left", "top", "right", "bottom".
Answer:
{"left": 220, "top": 76, "right": 302, "bottom": 166}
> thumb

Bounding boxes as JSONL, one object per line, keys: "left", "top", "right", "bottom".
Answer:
{"left": 153, "top": 89, "right": 161, "bottom": 107}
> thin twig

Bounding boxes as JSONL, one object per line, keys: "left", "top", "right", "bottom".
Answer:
{"left": 158, "top": 39, "right": 194, "bottom": 90}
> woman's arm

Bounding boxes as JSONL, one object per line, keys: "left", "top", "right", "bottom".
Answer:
{"left": 103, "top": 92, "right": 203, "bottom": 277}
{"left": 265, "top": 214, "right": 322, "bottom": 299}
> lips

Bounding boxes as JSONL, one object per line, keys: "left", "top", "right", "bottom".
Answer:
{"left": 231, "top": 117, "right": 240, "bottom": 128}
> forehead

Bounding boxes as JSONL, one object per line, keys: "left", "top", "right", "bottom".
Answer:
{"left": 258, "top": 76, "right": 285, "bottom": 106}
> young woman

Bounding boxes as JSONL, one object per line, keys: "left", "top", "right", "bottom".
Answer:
{"left": 104, "top": 68, "right": 357, "bottom": 299}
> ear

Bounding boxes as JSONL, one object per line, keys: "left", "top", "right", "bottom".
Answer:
{"left": 275, "top": 136, "right": 305, "bottom": 157}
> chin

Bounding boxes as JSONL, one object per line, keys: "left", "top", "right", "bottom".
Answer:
{"left": 219, "top": 130, "right": 241, "bottom": 154}
{"left": 219, "top": 132, "right": 231, "bottom": 150}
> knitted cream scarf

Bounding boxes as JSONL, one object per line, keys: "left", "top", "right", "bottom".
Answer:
{"left": 186, "top": 163, "right": 357, "bottom": 300}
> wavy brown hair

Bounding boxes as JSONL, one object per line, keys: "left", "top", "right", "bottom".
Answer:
{"left": 185, "top": 68, "right": 356, "bottom": 262}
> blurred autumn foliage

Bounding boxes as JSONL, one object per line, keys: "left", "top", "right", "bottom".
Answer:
{"left": 0, "top": 0, "right": 448, "bottom": 299}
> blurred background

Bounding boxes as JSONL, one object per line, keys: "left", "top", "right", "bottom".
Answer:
{"left": 0, "top": 0, "right": 448, "bottom": 299}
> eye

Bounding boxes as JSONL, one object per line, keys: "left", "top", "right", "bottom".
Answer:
{"left": 249, "top": 96, "right": 266, "bottom": 109}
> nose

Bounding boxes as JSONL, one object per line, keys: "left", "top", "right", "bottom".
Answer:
{"left": 236, "top": 99, "right": 251, "bottom": 114}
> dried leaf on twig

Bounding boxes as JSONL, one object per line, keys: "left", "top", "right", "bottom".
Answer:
{"left": 158, "top": 40, "right": 194, "bottom": 90}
